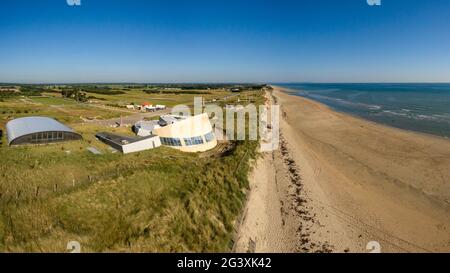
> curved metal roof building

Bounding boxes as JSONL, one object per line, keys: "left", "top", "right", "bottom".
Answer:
{"left": 6, "top": 116, "right": 82, "bottom": 146}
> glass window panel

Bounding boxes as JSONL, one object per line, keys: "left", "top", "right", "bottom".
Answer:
{"left": 184, "top": 138, "right": 192, "bottom": 146}
{"left": 173, "top": 138, "right": 181, "bottom": 146}
{"left": 160, "top": 137, "right": 182, "bottom": 146}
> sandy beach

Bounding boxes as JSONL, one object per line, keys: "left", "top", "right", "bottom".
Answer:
{"left": 235, "top": 86, "right": 450, "bottom": 253}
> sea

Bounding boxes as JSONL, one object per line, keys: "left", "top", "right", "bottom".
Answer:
{"left": 278, "top": 83, "right": 450, "bottom": 138}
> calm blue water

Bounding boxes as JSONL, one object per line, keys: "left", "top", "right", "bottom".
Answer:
{"left": 278, "top": 83, "right": 450, "bottom": 138}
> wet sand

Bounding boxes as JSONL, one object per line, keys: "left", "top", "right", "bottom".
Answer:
{"left": 235, "top": 87, "right": 450, "bottom": 253}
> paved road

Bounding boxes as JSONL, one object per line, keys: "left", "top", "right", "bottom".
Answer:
{"left": 86, "top": 108, "right": 172, "bottom": 126}
{"left": 88, "top": 104, "right": 137, "bottom": 114}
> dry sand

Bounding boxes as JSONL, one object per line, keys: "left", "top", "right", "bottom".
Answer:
{"left": 234, "top": 86, "right": 450, "bottom": 253}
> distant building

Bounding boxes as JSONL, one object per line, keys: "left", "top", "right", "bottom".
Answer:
{"left": 6, "top": 116, "right": 82, "bottom": 146}
{"left": 229, "top": 86, "right": 243, "bottom": 92}
{"left": 162, "top": 87, "right": 180, "bottom": 91}
{"left": 0, "top": 86, "right": 18, "bottom": 92}
{"left": 135, "top": 103, "right": 166, "bottom": 112}
{"left": 155, "top": 104, "right": 166, "bottom": 110}
{"left": 95, "top": 132, "right": 161, "bottom": 154}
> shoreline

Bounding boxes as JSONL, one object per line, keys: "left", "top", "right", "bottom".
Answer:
{"left": 235, "top": 87, "right": 450, "bottom": 253}
{"left": 274, "top": 85, "right": 450, "bottom": 208}
{"left": 272, "top": 85, "right": 450, "bottom": 142}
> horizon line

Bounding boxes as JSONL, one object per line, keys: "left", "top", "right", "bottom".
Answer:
{"left": 2, "top": 81, "right": 450, "bottom": 85}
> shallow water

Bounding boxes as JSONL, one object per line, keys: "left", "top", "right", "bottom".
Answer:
{"left": 278, "top": 83, "right": 450, "bottom": 138}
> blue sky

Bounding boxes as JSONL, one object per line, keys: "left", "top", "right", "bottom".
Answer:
{"left": 1, "top": 0, "right": 450, "bottom": 83}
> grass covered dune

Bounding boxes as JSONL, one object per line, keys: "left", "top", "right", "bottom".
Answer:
{"left": 0, "top": 129, "right": 258, "bottom": 253}
{"left": 0, "top": 96, "right": 264, "bottom": 252}
{"left": 0, "top": 85, "right": 266, "bottom": 252}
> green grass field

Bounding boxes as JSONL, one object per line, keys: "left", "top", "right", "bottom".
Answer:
{"left": 83, "top": 88, "right": 235, "bottom": 107}
{"left": 0, "top": 88, "right": 265, "bottom": 252}
{"left": 28, "top": 96, "right": 77, "bottom": 105}
{"left": 0, "top": 97, "right": 121, "bottom": 127}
